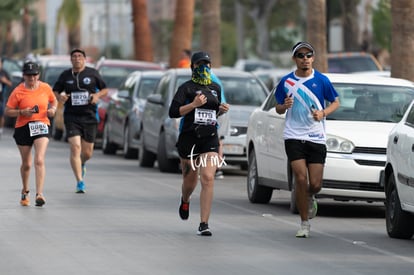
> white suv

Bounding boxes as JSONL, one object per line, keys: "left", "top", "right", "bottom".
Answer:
{"left": 384, "top": 99, "right": 414, "bottom": 239}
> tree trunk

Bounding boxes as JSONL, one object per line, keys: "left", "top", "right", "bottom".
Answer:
{"left": 5, "top": 22, "right": 14, "bottom": 57}
{"left": 307, "top": 0, "right": 328, "bottom": 73}
{"left": 201, "top": 0, "right": 221, "bottom": 67}
{"left": 342, "top": 0, "right": 360, "bottom": 51}
{"left": 169, "top": 0, "right": 195, "bottom": 68}
{"left": 244, "top": 0, "right": 277, "bottom": 59}
{"left": 132, "top": 0, "right": 154, "bottom": 61}
{"left": 391, "top": 0, "right": 414, "bottom": 81}
{"left": 22, "top": 7, "right": 31, "bottom": 57}
{"left": 235, "top": 1, "right": 245, "bottom": 59}
{"left": 68, "top": 25, "right": 81, "bottom": 50}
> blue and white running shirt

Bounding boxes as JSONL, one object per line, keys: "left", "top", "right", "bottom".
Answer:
{"left": 275, "top": 69, "right": 338, "bottom": 144}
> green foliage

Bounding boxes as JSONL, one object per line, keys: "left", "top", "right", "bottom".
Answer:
{"left": 221, "top": 21, "right": 237, "bottom": 66}
{"left": 372, "top": 0, "right": 391, "bottom": 51}
{"left": 0, "top": 0, "right": 36, "bottom": 22}
{"left": 220, "top": 0, "right": 302, "bottom": 62}
{"left": 56, "top": 0, "right": 82, "bottom": 32}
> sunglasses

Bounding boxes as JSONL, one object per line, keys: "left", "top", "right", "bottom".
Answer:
{"left": 295, "top": 52, "right": 314, "bottom": 59}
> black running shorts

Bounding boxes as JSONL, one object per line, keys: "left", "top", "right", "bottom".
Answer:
{"left": 284, "top": 139, "right": 327, "bottom": 164}
{"left": 176, "top": 132, "right": 219, "bottom": 159}
{"left": 65, "top": 121, "right": 97, "bottom": 143}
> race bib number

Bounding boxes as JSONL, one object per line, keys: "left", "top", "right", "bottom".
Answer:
{"left": 71, "top": 91, "right": 90, "bottom": 106}
{"left": 29, "top": 121, "right": 48, "bottom": 137}
{"left": 194, "top": 108, "right": 217, "bottom": 125}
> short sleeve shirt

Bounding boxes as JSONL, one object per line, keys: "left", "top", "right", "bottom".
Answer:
{"left": 53, "top": 66, "right": 107, "bottom": 124}
{"left": 7, "top": 82, "right": 56, "bottom": 128}
{"left": 275, "top": 70, "right": 338, "bottom": 144}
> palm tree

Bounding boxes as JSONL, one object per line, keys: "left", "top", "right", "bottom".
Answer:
{"left": 169, "top": 0, "right": 195, "bottom": 68}
{"left": 390, "top": 0, "right": 414, "bottom": 81}
{"left": 0, "top": 0, "right": 35, "bottom": 56}
{"left": 131, "top": 0, "right": 154, "bottom": 61}
{"left": 56, "top": 0, "right": 82, "bottom": 51}
{"left": 307, "top": 0, "right": 328, "bottom": 73}
{"left": 201, "top": 0, "right": 221, "bottom": 67}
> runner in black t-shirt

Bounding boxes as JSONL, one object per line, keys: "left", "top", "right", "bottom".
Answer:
{"left": 53, "top": 48, "right": 108, "bottom": 193}
{"left": 169, "top": 51, "right": 229, "bottom": 236}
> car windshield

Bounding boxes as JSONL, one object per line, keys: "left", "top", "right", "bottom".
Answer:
{"left": 175, "top": 75, "right": 267, "bottom": 106}
{"left": 136, "top": 78, "right": 161, "bottom": 99}
{"left": 327, "top": 83, "right": 414, "bottom": 122}
{"left": 99, "top": 67, "right": 141, "bottom": 88}
{"left": 43, "top": 67, "right": 68, "bottom": 86}
{"left": 221, "top": 77, "right": 267, "bottom": 106}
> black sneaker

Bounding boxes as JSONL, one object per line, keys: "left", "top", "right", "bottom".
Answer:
{"left": 197, "top": 222, "right": 212, "bottom": 236}
{"left": 179, "top": 197, "right": 189, "bottom": 220}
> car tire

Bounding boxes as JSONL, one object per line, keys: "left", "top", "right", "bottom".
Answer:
{"left": 102, "top": 122, "right": 117, "bottom": 155}
{"left": 385, "top": 172, "right": 414, "bottom": 239}
{"left": 123, "top": 124, "right": 138, "bottom": 159}
{"left": 139, "top": 133, "right": 156, "bottom": 167}
{"left": 157, "top": 131, "right": 179, "bottom": 173}
{"left": 247, "top": 148, "right": 273, "bottom": 203}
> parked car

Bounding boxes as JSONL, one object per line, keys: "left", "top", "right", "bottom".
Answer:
{"left": 94, "top": 57, "right": 164, "bottom": 146}
{"left": 219, "top": 72, "right": 269, "bottom": 169}
{"left": 101, "top": 70, "right": 164, "bottom": 158}
{"left": 252, "top": 68, "right": 292, "bottom": 90}
{"left": 39, "top": 60, "right": 72, "bottom": 140}
{"left": 246, "top": 73, "right": 414, "bottom": 212}
{"left": 327, "top": 52, "right": 383, "bottom": 73}
{"left": 139, "top": 68, "right": 269, "bottom": 173}
{"left": 2, "top": 57, "right": 23, "bottom": 127}
{"left": 384, "top": 99, "right": 414, "bottom": 239}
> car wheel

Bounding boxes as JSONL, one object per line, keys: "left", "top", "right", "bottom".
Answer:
{"left": 289, "top": 171, "right": 299, "bottom": 214}
{"left": 123, "top": 125, "right": 138, "bottom": 159}
{"left": 385, "top": 172, "right": 414, "bottom": 239}
{"left": 157, "top": 131, "right": 179, "bottom": 173}
{"left": 138, "top": 131, "right": 156, "bottom": 167}
{"left": 102, "top": 122, "right": 117, "bottom": 155}
{"left": 247, "top": 148, "right": 273, "bottom": 203}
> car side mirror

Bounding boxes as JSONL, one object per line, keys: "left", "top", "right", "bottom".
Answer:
{"left": 147, "top": 94, "right": 164, "bottom": 105}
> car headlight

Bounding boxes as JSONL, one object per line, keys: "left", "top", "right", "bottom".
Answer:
{"left": 326, "top": 134, "right": 354, "bottom": 153}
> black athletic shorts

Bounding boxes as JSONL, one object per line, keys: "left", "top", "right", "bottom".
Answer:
{"left": 176, "top": 132, "right": 219, "bottom": 159}
{"left": 13, "top": 124, "right": 50, "bottom": 146}
{"left": 284, "top": 139, "right": 327, "bottom": 164}
{"left": 65, "top": 121, "right": 97, "bottom": 143}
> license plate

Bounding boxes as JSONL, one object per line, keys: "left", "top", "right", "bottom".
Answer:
{"left": 223, "top": 144, "right": 244, "bottom": 155}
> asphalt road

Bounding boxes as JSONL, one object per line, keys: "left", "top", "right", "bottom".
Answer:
{"left": 0, "top": 128, "right": 413, "bottom": 275}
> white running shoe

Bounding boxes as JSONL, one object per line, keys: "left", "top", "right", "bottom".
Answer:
{"left": 296, "top": 221, "right": 310, "bottom": 238}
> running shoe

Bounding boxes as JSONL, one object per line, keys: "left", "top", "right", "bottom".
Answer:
{"left": 20, "top": 190, "right": 30, "bottom": 206}
{"left": 197, "top": 222, "right": 212, "bottom": 236}
{"left": 82, "top": 164, "right": 86, "bottom": 178}
{"left": 308, "top": 195, "right": 318, "bottom": 219}
{"left": 215, "top": 169, "right": 224, "bottom": 179}
{"left": 76, "top": 181, "right": 85, "bottom": 193}
{"left": 179, "top": 197, "right": 189, "bottom": 220}
{"left": 35, "top": 193, "right": 46, "bottom": 207}
{"left": 296, "top": 221, "right": 310, "bottom": 238}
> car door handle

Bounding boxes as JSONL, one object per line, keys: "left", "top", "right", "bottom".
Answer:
{"left": 393, "top": 135, "right": 398, "bottom": 144}
{"left": 412, "top": 144, "right": 414, "bottom": 152}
